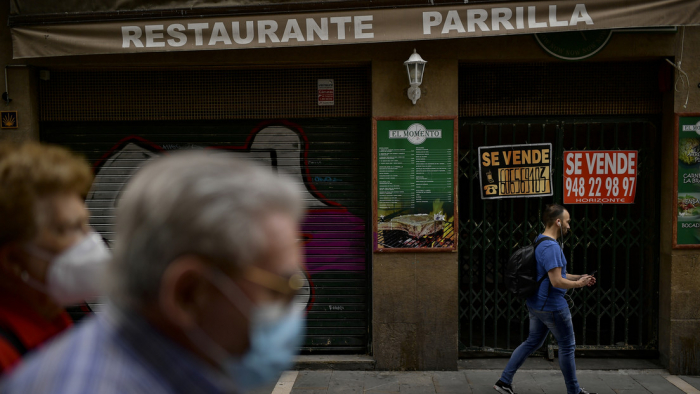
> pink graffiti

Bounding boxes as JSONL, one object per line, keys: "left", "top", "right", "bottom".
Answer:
{"left": 302, "top": 208, "right": 366, "bottom": 273}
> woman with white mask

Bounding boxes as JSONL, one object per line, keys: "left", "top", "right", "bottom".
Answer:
{"left": 0, "top": 142, "right": 109, "bottom": 373}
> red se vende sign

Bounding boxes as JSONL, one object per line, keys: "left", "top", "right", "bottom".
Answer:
{"left": 563, "top": 150, "right": 638, "bottom": 204}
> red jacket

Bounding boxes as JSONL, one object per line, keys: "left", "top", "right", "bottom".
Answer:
{"left": 0, "top": 292, "right": 72, "bottom": 374}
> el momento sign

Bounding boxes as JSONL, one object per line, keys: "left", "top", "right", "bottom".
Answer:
{"left": 478, "top": 143, "right": 552, "bottom": 199}
{"left": 563, "top": 150, "right": 637, "bottom": 204}
{"left": 374, "top": 118, "right": 457, "bottom": 251}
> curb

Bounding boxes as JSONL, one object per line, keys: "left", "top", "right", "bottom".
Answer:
{"left": 294, "top": 355, "right": 376, "bottom": 371}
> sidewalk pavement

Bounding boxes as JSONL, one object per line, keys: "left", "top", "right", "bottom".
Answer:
{"left": 251, "top": 358, "right": 700, "bottom": 394}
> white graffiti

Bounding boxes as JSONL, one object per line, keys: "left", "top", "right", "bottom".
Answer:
{"left": 87, "top": 125, "right": 319, "bottom": 311}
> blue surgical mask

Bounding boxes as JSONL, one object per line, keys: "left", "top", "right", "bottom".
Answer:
{"left": 224, "top": 302, "right": 304, "bottom": 391}
{"left": 186, "top": 269, "right": 305, "bottom": 392}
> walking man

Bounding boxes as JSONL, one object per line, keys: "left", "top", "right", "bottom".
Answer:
{"left": 494, "top": 204, "right": 596, "bottom": 394}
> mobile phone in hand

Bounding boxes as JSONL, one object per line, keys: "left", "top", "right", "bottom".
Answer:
{"left": 588, "top": 270, "right": 597, "bottom": 277}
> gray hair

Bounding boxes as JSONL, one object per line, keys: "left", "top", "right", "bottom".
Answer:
{"left": 109, "top": 151, "right": 304, "bottom": 306}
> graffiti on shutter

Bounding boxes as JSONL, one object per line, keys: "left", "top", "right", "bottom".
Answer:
{"left": 46, "top": 118, "right": 370, "bottom": 353}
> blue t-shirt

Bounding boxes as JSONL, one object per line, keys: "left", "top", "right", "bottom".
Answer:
{"left": 526, "top": 234, "right": 568, "bottom": 311}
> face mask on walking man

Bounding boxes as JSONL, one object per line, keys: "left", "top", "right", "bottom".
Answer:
{"left": 494, "top": 204, "right": 597, "bottom": 394}
{"left": 1, "top": 151, "right": 307, "bottom": 394}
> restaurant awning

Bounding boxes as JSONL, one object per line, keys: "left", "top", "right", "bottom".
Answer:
{"left": 10, "top": 0, "right": 700, "bottom": 59}
{"left": 9, "top": 0, "right": 418, "bottom": 17}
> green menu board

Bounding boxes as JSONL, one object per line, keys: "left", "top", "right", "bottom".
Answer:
{"left": 676, "top": 115, "right": 700, "bottom": 247}
{"left": 374, "top": 118, "right": 456, "bottom": 250}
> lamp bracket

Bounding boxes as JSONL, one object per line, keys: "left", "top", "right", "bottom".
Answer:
{"left": 407, "top": 85, "right": 421, "bottom": 105}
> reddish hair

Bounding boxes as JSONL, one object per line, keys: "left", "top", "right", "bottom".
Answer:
{"left": 0, "top": 142, "right": 93, "bottom": 245}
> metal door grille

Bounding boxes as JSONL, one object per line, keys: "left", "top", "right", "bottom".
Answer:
{"left": 458, "top": 117, "right": 660, "bottom": 355}
{"left": 459, "top": 62, "right": 664, "bottom": 117}
{"left": 38, "top": 65, "right": 371, "bottom": 121}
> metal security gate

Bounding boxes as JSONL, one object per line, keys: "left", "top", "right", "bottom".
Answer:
{"left": 458, "top": 117, "right": 660, "bottom": 355}
{"left": 40, "top": 66, "right": 372, "bottom": 354}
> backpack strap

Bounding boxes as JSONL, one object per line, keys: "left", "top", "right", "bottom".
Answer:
{"left": 533, "top": 236, "right": 556, "bottom": 311}
{"left": 0, "top": 325, "right": 28, "bottom": 357}
{"left": 533, "top": 236, "right": 555, "bottom": 249}
{"left": 533, "top": 236, "right": 555, "bottom": 284}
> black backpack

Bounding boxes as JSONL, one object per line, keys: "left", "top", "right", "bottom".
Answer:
{"left": 504, "top": 236, "right": 555, "bottom": 299}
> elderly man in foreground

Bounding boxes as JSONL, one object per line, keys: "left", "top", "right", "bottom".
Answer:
{"left": 1, "top": 152, "right": 306, "bottom": 394}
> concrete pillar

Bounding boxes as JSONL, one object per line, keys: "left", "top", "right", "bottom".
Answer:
{"left": 0, "top": 67, "right": 40, "bottom": 143}
{"left": 659, "top": 26, "right": 700, "bottom": 375}
{"left": 0, "top": 1, "right": 38, "bottom": 143}
{"left": 371, "top": 46, "right": 459, "bottom": 370}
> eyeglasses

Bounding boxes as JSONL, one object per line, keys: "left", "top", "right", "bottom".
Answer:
{"left": 240, "top": 265, "right": 305, "bottom": 303}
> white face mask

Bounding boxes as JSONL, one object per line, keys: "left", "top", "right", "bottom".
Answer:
{"left": 23, "top": 231, "right": 111, "bottom": 305}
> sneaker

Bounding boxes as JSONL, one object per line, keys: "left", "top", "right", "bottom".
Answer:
{"left": 579, "top": 389, "right": 597, "bottom": 394}
{"left": 493, "top": 380, "right": 516, "bottom": 394}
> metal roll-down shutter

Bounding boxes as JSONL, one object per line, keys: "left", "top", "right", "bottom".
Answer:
{"left": 40, "top": 66, "right": 371, "bottom": 354}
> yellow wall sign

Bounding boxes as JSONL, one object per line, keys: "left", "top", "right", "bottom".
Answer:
{"left": 1, "top": 111, "right": 18, "bottom": 129}
{"left": 478, "top": 143, "right": 553, "bottom": 199}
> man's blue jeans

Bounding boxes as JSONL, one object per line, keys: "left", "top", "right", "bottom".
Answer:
{"left": 500, "top": 306, "right": 580, "bottom": 394}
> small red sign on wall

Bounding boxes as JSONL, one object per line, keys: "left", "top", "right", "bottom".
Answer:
{"left": 563, "top": 150, "right": 638, "bottom": 204}
{"left": 318, "top": 79, "right": 334, "bottom": 106}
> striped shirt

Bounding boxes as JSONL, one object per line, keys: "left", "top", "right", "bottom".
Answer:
{"left": 0, "top": 304, "right": 238, "bottom": 394}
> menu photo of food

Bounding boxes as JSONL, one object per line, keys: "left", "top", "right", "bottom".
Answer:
{"left": 679, "top": 137, "right": 700, "bottom": 166}
{"left": 677, "top": 194, "right": 700, "bottom": 221}
{"left": 376, "top": 199, "right": 455, "bottom": 249}
{"left": 677, "top": 193, "right": 700, "bottom": 243}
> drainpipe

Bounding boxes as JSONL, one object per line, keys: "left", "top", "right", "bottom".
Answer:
{"left": 3, "top": 64, "right": 30, "bottom": 104}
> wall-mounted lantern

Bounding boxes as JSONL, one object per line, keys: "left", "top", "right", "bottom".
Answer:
{"left": 404, "top": 49, "right": 427, "bottom": 105}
